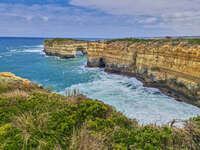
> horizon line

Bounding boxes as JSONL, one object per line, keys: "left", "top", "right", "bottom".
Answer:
{"left": 0, "top": 35, "right": 200, "bottom": 39}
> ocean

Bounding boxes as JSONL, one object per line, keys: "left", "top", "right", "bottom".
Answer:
{"left": 1, "top": 37, "right": 200, "bottom": 125}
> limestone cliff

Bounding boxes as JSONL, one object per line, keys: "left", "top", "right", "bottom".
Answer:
{"left": 44, "top": 38, "right": 200, "bottom": 106}
{"left": 87, "top": 40, "right": 200, "bottom": 105}
{"left": 44, "top": 39, "right": 89, "bottom": 58}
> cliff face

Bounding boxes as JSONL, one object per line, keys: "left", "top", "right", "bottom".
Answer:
{"left": 87, "top": 42, "right": 106, "bottom": 67}
{"left": 44, "top": 39, "right": 89, "bottom": 58}
{"left": 88, "top": 41, "right": 200, "bottom": 105}
{"left": 44, "top": 39, "right": 200, "bottom": 106}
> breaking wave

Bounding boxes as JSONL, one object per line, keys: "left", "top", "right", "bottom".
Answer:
{"left": 63, "top": 66, "right": 200, "bottom": 125}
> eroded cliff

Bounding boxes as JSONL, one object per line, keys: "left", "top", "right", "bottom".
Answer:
{"left": 44, "top": 39, "right": 89, "bottom": 58}
{"left": 44, "top": 38, "right": 200, "bottom": 106}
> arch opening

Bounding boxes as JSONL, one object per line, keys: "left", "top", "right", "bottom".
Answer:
{"left": 76, "top": 50, "right": 84, "bottom": 57}
{"left": 76, "top": 46, "right": 87, "bottom": 57}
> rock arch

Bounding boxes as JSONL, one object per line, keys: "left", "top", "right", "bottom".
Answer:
{"left": 44, "top": 39, "right": 89, "bottom": 58}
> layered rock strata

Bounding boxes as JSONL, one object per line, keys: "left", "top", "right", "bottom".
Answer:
{"left": 44, "top": 39, "right": 200, "bottom": 106}
{"left": 44, "top": 39, "right": 89, "bottom": 58}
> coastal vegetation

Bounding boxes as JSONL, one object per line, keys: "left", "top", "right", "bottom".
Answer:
{"left": 0, "top": 73, "right": 200, "bottom": 150}
{"left": 44, "top": 38, "right": 87, "bottom": 47}
{"left": 44, "top": 37, "right": 200, "bottom": 46}
{"left": 105, "top": 37, "right": 200, "bottom": 45}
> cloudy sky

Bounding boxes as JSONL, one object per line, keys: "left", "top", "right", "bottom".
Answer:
{"left": 0, "top": 0, "right": 199, "bottom": 38}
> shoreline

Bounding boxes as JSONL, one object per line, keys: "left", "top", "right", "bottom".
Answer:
{"left": 43, "top": 38, "right": 200, "bottom": 108}
{"left": 44, "top": 49, "right": 195, "bottom": 107}
{"left": 91, "top": 65, "right": 194, "bottom": 106}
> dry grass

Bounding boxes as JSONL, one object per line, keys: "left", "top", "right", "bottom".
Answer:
{"left": 13, "top": 111, "right": 49, "bottom": 132}
{"left": 12, "top": 111, "right": 50, "bottom": 150}
{"left": 67, "top": 95, "right": 87, "bottom": 105}
{"left": 69, "top": 123, "right": 106, "bottom": 150}
{"left": 183, "top": 121, "right": 200, "bottom": 149}
{"left": 0, "top": 79, "right": 42, "bottom": 94}
{"left": 2, "top": 89, "right": 29, "bottom": 101}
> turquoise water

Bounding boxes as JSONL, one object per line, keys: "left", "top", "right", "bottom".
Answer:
{"left": 1, "top": 37, "right": 200, "bottom": 125}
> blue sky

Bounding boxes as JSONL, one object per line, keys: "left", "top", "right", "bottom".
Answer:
{"left": 0, "top": 0, "right": 199, "bottom": 38}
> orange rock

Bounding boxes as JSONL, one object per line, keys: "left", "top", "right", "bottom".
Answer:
{"left": 0, "top": 72, "right": 30, "bottom": 84}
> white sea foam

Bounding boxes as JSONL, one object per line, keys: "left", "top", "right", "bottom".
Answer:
{"left": 22, "top": 49, "right": 45, "bottom": 54}
{"left": 23, "top": 45, "right": 43, "bottom": 48}
{"left": 5, "top": 45, "right": 44, "bottom": 55}
{"left": 77, "top": 63, "right": 101, "bottom": 73}
{"left": 62, "top": 67, "right": 200, "bottom": 125}
{"left": 22, "top": 45, "right": 44, "bottom": 54}
{"left": 36, "top": 45, "right": 43, "bottom": 48}
{"left": 9, "top": 49, "right": 17, "bottom": 52}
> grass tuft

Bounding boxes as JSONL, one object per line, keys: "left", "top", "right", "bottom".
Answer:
{"left": 2, "top": 89, "right": 29, "bottom": 101}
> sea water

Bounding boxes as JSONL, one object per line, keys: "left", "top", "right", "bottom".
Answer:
{"left": 0, "top": 37, "right": 200, "bottom": 125}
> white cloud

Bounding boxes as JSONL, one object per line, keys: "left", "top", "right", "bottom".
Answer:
{"left": 1, "top": 0, "right": 200, "bottom": 37}
{"left": 70, "top": 0, "right": 200, "bottom": 35}
{"left": 70, "top": 0, "right": 200, "bottom": 16}
{"left": 0, "top": 3, "right": 146, "bottom": 37}
{"left": 137, "top": 17, "right": 157, "bottom": 24}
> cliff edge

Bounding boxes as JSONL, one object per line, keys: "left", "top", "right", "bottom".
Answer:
{"left": 44, "top": 38, "right": 200, "bottom": 106}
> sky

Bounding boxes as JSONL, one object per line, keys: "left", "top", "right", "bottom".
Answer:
{"left": 0, "top": 0, "right": 200, "bottom": 38}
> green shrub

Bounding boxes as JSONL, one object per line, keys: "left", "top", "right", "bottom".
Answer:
{"left": 78, "top": 100, "right": 108, "bottom": 120}
{"left": 1, "top": 77, "right": 200, "bottom": 149}
{"left": 151, "top": 67, "right": 160, "bottom": 71}
{"left": 87, "top": 118, "right": 115, "bottom": 131}
{"left": 188, "top": 39, "right": 200, "bottom": 45}
{"left": 191, "top": 116, "right": 200, "bottom": 125}
{"left": 0, "top": 124, "right": 23, "bottom": 150}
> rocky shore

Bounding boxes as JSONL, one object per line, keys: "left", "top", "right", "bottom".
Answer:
{"left": 44, "top": 38, "right": 200, "bottom": 107}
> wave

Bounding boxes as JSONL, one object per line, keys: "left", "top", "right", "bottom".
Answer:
{"left": 77, "top": 63, "right": 103, "bottom": 74}
{"left": 23, "top": 45, "right": 43, "bottom": 48}
{"left": 22, "top": 45, "right": 44, "bottom": 54}
{"left": 37, "top": 45, "right": 44, "bottom": 48}
{"left": 6, "top": 45, "right": 45, "bottom": 55}
{"left": 22, "top": 49, "right": 45, "bottom": 54}
{"left": 61, "top": 67, "right": 200, "bottom": 125}
{"left": 9, "top": 49, "right": 17, "bottom": 52}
